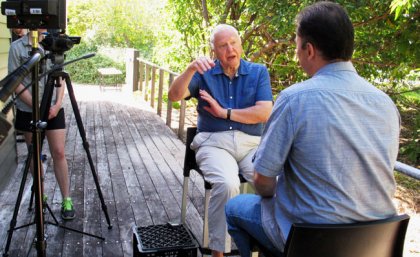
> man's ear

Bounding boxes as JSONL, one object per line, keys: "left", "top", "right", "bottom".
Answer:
{"left": 306, "top": 42, "right": 316, "bottom": 60}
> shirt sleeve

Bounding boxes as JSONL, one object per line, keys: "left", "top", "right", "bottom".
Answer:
{"left": 8, "top": 43, "right": 20, "bottom": 74}
{"left": 186, "top": 72, "right": 200, "bottom": 100}
{"left": 255, "top": 66, "right": 273, "bottom": 102}
{"left": 253, "top": 92, "right": 295, "bottom": 177}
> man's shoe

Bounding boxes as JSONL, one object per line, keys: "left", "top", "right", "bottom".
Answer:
{"left": 61, "top": 197, "right": 75, "bottom": 220}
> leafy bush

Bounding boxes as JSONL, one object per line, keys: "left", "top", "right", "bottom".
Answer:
{"left": 64, "top": 42, "right": 125, "bottom": 85}
{"left": 395, "top": 90, "right": 420, "bottom": 166}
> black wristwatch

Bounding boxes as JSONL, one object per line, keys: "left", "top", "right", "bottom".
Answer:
{"left": 227, "top": 108, "right": 232, "bottom": 120}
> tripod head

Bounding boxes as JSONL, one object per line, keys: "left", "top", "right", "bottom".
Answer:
{"left": 41, "top": 31, "right": 81, "bottom": 66}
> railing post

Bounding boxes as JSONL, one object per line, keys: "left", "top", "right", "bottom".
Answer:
{"left": 166, "top": 73, "right": 174, "bottom": 127}
{"left": 125, "top": 48, "right": 139, "bottom": 92}
{"left": 138, "top": 61, "right": 144, "bottom": 92}
{"left": 151, "top": 66, "right": 156, "bottom": 108}
{"left": 157, "top": 69, "right": 164, "bottom": 117}
{"left": 144, "top": 64, "right": 150, "bottom": 101}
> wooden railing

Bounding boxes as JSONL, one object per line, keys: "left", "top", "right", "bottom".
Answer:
{"left": 125, "top": 50, "right": 195, "bottom": 141}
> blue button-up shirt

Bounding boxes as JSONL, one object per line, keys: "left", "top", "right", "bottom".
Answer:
{"left": 188, "top": 59, "right": 273, "bottom": 136}
{"left": 254, "top": 61, "right": 399, "bottom": 251}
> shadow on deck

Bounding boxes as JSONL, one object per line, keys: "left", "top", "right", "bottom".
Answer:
{"left": 0, "top": 84, "right": 208, "bottom": 257}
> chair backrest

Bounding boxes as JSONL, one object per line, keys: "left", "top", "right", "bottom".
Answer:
{"left": 283, "top": 214, "right": 410, "bottom": 257}
{"left": 183, "top": 127, "right": 199, "bottom": 176}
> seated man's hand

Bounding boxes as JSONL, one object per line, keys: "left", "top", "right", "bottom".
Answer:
{"left": 200, "top": 89, "right": 225, "bottom": 119}
{"left": 188, "top": 56, "right": 215, "bottom": 74}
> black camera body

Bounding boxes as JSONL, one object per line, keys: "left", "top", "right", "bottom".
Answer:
{"left": 1, "top": 0, "right": 67, "bottom": 30}
{"left": 41, "top": 33, "right": 81, "bottom": 54}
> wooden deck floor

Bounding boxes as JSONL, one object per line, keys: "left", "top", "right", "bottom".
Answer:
{"left": 0, "top": 85, "right": 208, "bottom": 257}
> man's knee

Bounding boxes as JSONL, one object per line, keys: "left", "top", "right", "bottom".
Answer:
{"left": 212, "top": 177, "right": 240, "bottom": 198}
{"left": 226, "top": 194, "right": 245, "bottom": 211}
{"left": 225, "top": 197, "right": 238, "bottom": 222}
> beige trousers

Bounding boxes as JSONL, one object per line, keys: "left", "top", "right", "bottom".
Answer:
{"left": 190, "top": 130, "right": 260, "bottom": 252}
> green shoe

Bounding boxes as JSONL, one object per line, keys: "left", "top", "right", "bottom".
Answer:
{"left": 42, "top": 194, "right": 48, "bottom": 213}
{"left": 61, "top": 197, "right": 75, "bottom": 220}
{"left": 42, "top": 194, "right": 48, "bottom": 204}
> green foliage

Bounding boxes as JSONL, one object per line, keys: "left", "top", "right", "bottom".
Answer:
{"left": 390, "top": 0, "right": 419, "bottom": 20}
{"left": 399, "top": 130, "right": 419, "bottom": 164}
{"left": 392, "top": 88, "right": 420, "bottom": 166}
{"left": 162, "top": 0, "right": 419, "bottom": 95}
{"left": 67, "top": 0, "right": 166, "bottom": 59}
{"left": 394, "top": 171, "right": 420, "bottom": 191}
{"left": 172, "top": 101, "right": 181, "bottom": 110}
{"left": 64, "top": 42, "right": 125, "bottom": 85}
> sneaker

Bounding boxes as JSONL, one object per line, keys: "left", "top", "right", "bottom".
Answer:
{"left": 61, "top": 197, "right": 75, "bottom": 220}
{"left": 42, "top": 194, "right": 48, "bottom": 213}
{"left": 42, "top": 194, "right": 48, "bottom": 203}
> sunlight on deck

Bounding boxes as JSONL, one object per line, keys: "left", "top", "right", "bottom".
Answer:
{"left": 72, "top": 84, "right": 152, "bottom": 111}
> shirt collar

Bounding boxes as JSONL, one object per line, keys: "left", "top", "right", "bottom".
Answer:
{"left": 314, "top": 61, "right": 356, "bottom": 77}
{"left": 21, "top": 34, "right": 32, "bottom": 47}
{"left": 210, "top": 59, "right": 249, "bottom": 77}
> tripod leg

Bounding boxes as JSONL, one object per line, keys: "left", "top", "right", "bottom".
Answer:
{"left": 29, "top": 185, "right": 34, "bottom": 211}
{"left": 3, "top": 144, "right": 34, "bottom": 256}
{"left": 64, "top": 74, "right": 112, "bottom": 229}
{"left": 28, "top": 133, "right": 47, "bottom": 211}
{"left": 28, "top": 75, "right": 54, "bottom": 211}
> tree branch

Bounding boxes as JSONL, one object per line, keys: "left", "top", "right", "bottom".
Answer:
{"left": 201, "top": 0, "right": 210, "bottom": 27}
{"left": 249, "top": 40, "right": 288, "bottom": 61}
{"left": 352, "top": 58, "right": 398, "bottom": 67}
{"left": 242, "top": 24, "right": 265, "bottom": 43}
{"left": 353, "top": 10, "right": 391, "bottom": 27}
{"left": 220, "top": 0, "right": 234, "bottom": 23}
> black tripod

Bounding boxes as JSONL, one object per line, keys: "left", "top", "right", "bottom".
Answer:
{"left": 2, "top": 44, "right": 112, "bottom": 257}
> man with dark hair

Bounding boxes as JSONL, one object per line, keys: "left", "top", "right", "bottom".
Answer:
{"left": 169, "top": 24, "right": 272, "bottom": 257}
{"left": 225, "top": 2, "right": 400, "bottom": 257}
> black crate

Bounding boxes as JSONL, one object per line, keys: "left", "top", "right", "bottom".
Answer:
{"left": 133, "top": 223, "right": 198, "bottom": 257}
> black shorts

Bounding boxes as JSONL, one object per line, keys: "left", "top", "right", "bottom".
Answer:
{"left": 15, "top": 108, "right": 66, "bottom": 132}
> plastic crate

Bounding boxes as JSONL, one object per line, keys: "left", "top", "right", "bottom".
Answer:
{"left": 133, "top": 223, "right": 198, "bottom": 257}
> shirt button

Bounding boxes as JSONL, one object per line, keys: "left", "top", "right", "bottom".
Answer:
{"left": 230, "top": 96, "right": 233, "bottom": 99}
{"left": 229, "top": 126, "right": 233, "bottom": 130}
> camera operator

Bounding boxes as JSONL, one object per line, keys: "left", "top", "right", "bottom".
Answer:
{"left": 11, "top": 28, "right": 27, "bottom": 42}
{"left": 8, "top": 28, "right": 75, "bottom": 220}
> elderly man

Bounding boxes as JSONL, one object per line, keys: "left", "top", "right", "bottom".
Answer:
{"left": 225, "top": 2, "right": 400, "bottom": 257}
{"left": 169, "top": 24, "right": 273, "bottom": 257}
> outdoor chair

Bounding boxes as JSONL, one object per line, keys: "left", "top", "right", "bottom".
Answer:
{"left": 253, "top": 214, "right": 410, "bottom": 257}
{"left": 180, "top": 126, "right": 251, "bottom": 256}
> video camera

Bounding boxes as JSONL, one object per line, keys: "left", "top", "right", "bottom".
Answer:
{"left": 41, "top": 32, "right": 80, "bottom": 54}
{"left": 40, "top": 31, "right": 81, "bottom": 66}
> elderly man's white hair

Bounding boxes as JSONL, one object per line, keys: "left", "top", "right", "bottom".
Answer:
{"left": 209, "top": 24, "right": 241, "bottom": 50}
